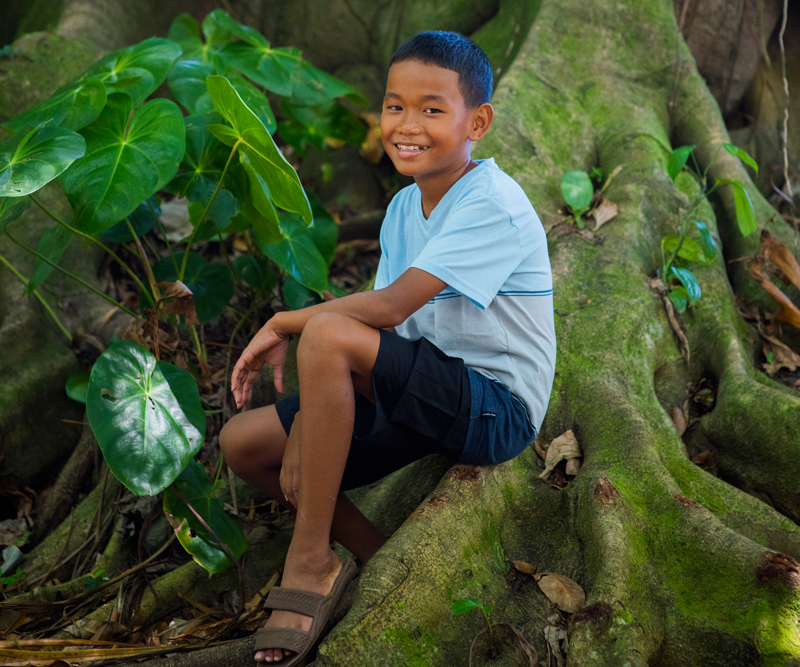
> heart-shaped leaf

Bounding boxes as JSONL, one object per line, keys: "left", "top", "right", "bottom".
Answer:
{"left": 206, "top": 75, "right": 311, "bottom": 223}
{"left": 668, "top": 266, "right": 701, "bottom": 304}
{"left": 239, "top": 153, "right": 282, "bottom": 244}
{"left": 65, "top": 371, "right": 91, "bottom": 403}
{"left": 62, "top": 94, "right": 185, "bottom": 234}
{"left": 667, "top": 145, "right": 695, "bottom": 181}
{"left": 203, "top": 9, "right": 270, "bottom": 48}
{"left": 260, "top": 214, "right": 329, "bottom": 293}
{"left": 0, "top": 126, "right": 86, "bottom": 197}
{"left": 167, "top": 113, "right": 228, "bottom": 202}
{"left": 234, "top": 255, "right": 277, "bottom": 293}
{"left": 163, "top": 460, "right": 247, "bottom": 574}
{"left": 169, "top": 59, "right": 216, "bottom": 113}
{"left": 153, "top": 252, "right": 234, "bottom": 323}
{"left": 693, "top": 221, "right": 717, "bottom": 261}
{"left": 86, "top": 341, "right": 206, "bottom": 496}
{"left": 3, "top": 79, "right": 106, "bottom": 135}
{"left": 24, "top": 223, "right": 75, "bottom": 296}
{"left": 560, "top": 170, "right": 593, "bottom": 218}
{"left": 281, "top": 100, "right": 366, "bottom": 146}
{"left": 307, "top": 194, "right": 338, "bottom": 267}
{"left": 282, "top": 274, "right": 320, "bottom": 310}
{"left": 79, "top": 37, "right": 182, "bottom": 106}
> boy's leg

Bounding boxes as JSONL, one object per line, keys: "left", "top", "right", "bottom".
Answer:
{"left": 220, "top": 406, "right": 387, "bottom": 563}
{"left": 221, "top": 312, "right": 385, "bottom": 663}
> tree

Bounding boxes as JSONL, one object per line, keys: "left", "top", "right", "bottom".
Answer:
{"left": 1, "top": 0, "right": 799, "bottom": 665}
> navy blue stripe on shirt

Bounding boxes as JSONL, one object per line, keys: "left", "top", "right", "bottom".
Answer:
{"left": 428, "top": 289, "right": 553, "bottom": 303}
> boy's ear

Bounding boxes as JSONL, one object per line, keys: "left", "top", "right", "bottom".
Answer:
{"left": 469, "top": 102, "right": 494, "bottom": 141}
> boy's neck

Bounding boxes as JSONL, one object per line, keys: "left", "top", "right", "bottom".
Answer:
{"left": 416, "top": 158, "right": 480, "bottom": 219}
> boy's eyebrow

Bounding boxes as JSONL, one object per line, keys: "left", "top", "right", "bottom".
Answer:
{"left": 383, "top": 92, "right": 448, "bottom": 103}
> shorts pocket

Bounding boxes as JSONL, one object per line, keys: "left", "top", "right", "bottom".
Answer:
{"left": 390, "top": 338, "right": 463, "bottom": 441}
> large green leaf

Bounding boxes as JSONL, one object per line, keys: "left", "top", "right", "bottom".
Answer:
{"left": 86, "top": 341, "right": 206, "bottom": 496}
{"left": 667, "top": 145, "right": 695, "bottom": 181}
{"left": 163, "top": 460, "right": 247, "bottom": 574}
{"left": 560, "top": 170, "right": 593, "bottom": 218}
{"left": 716, "top": 178, "right": 756, "bottom": 237}
{"left": 203, "top": 9, "right": 270, "bottom": 48}
{"left": 206, "top": 75, "right": 312, "bottom": 223}
{"left": 167, "top": 113, "right": 228, "bottom": 202}
{"left": 3, "top": 79, "right": 106, "bottom": 135}
{"left": 281, "top": 100, "right": 366, "bottom": 147}
{"left": 0, "top": 126, "right": 86, "bottom": 197}
{"left": 62, "top": 94, "right": 185, "bottom": 234}
{"left": 308, "top": 193, "right": 338, "bottom": 266}
{"left": 239, "top": 153, "right": 282, "bottom": 244}
{"left": 153, "top": 252, "right": 234, "bottom": 323}
{"left": 282, "top": 274, "right": 320, "bottom": 310}
{"left": 0, "top": 198, "right": 29, "bottom": 232}
{"left": 79, "top": 38, "right": 183, "bottom": 106}
{"left": 660, "top": 235, "right": 706, "bottom": 263}
{"left": 260, "top": 214, "right": 328, "bottom": 293}
{"left": 169, "top": 60, "right": 216, "bottom": 113}
{"left": 234, "top": 255, "right": 277, "bottom": 293}
{"left": 24, "top": 224, "right": 75, "bottom": 296}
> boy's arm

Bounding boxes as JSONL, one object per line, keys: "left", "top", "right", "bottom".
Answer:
{"left": 231, "top": 268, "right": 446, "bottom": 406}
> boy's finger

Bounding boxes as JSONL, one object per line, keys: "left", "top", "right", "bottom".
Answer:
{"left": 274, "top": 364, "right": 284, "bottom": 394}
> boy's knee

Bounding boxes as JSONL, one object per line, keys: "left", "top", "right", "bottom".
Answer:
{"left": 298, "top": 312, "right": 354, "bottom": 357}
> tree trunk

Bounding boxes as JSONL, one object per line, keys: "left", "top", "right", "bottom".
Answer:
{"left": 2, "top": 0, "right": 800, "bottom": 665}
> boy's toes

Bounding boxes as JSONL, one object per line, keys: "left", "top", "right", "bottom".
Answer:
{"left": 255, "top": 648, "right": 294, "bottom": 663}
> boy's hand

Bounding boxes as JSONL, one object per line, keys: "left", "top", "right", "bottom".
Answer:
{"left": 231, "top": 320, "right": 289, "bottom": 408}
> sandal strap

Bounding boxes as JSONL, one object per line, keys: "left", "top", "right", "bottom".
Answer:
{"left": 265, "top": 586, "right": 325, "bottom": 616}
{"left": 254, "top": 627, "right": 310, "bottom": 653}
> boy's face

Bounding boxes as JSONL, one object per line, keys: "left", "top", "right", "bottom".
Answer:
{"left": 381, "top": 60, "right": 490, "bottom": 183}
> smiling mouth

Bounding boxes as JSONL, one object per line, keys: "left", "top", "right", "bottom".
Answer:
{"left": 395, "top": 143, "right": 428, "bottom": 152}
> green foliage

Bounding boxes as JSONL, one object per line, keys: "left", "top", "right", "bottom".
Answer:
{"left": 65, "top": 370, "right": 91, "bottom": 403}
{"left": 163, "top": 460, "right": 247, "bottom": 574}
{"left": 0, "top": 126, "right": 86, "bottom": 197}
{"left": 86, "top": 341, "right": 206, "bottom": 496}
{"left": 660, "top": 144, "right": 757, "bottom": 311}
{"left": 83, "top": 569, "right": 110, "bottom": 594}
{"left": 560, "top": 170, "right": 594, "bottom": 223}
{"left": 0, "top": 9, "right": 356, "bottom": 572}
{"left": 0, "top": 566, "right": 24, "bottom": 588}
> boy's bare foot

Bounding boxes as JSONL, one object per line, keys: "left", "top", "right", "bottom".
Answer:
{"left": 255, "top": 549, "right": 343, "bottom": 663}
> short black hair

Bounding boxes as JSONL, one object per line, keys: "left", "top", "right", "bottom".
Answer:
{"left": 389, "top": 31, "right": 493, "bottom": 108}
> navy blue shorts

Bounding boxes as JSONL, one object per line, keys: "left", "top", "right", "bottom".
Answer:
{"left": 274, "top": 331, "right": 536, "bottom": 490}
{"left": 274, "top": 330, "right": 471, "bottom": 490}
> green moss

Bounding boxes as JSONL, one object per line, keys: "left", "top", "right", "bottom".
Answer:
{"left": 382, "top": 627, "right": 438, "bottom": 667}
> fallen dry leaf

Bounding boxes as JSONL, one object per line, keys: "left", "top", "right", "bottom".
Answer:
{"left": 540, "top": 430, "right": 582, "bottom": 479}
{"left": 543, "top": 622, "right": 567, "bottom": 667}
{"left": 749, "top": 262, "right": 800, "bottom": 330}
{"left": 760, "top": 330, "right": 800, "bottom": 375}
{"left": 761, "top": 230, "right": 800, "bottom": 291}
{"left": 591, "top": 198, "right": 618, "bottom": 230}
{"left": 156, "top": 280, "right": 199, "bottom": 326}
{"left": 510, "top": 560, "right": 537, "bottom": 575}
{"left": 536, "top": 573, "right": 586, "bottom": 613}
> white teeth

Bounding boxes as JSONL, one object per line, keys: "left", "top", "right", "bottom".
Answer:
{"left": 396, "top": 144, "right": 426, "bottom": 151}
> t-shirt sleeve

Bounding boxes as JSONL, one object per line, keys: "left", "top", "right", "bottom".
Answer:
{"left": 411, "top": 195, "right": 521, "bottom": 309}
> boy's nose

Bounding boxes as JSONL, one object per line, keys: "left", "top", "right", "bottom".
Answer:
{"left": 397, "top": 112, "right": 422, "bottom": 134}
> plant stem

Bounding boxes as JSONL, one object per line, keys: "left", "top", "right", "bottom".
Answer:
{"left": 28, "top": 194, "right": 153, "bottom": 306}
{"left": 4, "top": 229, "right": 138, "bottom": 318}
{"left": 124, "top": 217, "right": 159, "bottom": 306}
{"left": 179, "top": 140, "right": 241, "bottom": 281}
{"left": 481, "top": 608, "right": 494, "bottom": 646}
{"left": 0, "top": 250, "right": 72, "bottom": 341}
{"left": 189, "top": 323, "right": 206, "bottom": 363}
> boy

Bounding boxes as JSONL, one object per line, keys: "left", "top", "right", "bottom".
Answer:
{"left": 221, "top": 30, "right": 555, "bottom": 665}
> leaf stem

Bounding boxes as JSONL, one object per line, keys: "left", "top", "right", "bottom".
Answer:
{"left": 179, "top": 140, "right": 241, "bottom": 281}
{"left": 28, "top": 194, "right": 153, "bottom": 306}
{"left": 4, "top": 228, "right": 138, "bottom": 318}
{"left": 481, "top": 607, "right": 494, "bottom": 646}
{"left": 0, "top": 250, "right": 72, "bottom": 341}
{"left": 124, "top": 217, "right": 159, "bottom": 306}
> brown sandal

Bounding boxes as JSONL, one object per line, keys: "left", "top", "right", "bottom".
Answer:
{"left": 254, "top": 558, "right": 357, "bottom": 665}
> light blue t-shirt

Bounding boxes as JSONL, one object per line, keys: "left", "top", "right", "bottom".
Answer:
{"left": 374, "top": 158, "right": 556, "bottom": 455}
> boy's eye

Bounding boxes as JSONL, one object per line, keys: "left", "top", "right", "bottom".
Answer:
{"left": 385, "top": 105, "right": 402, "bottom": 111}
{"left": 424, "top": 108, "right": 443, "bottom": 114}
